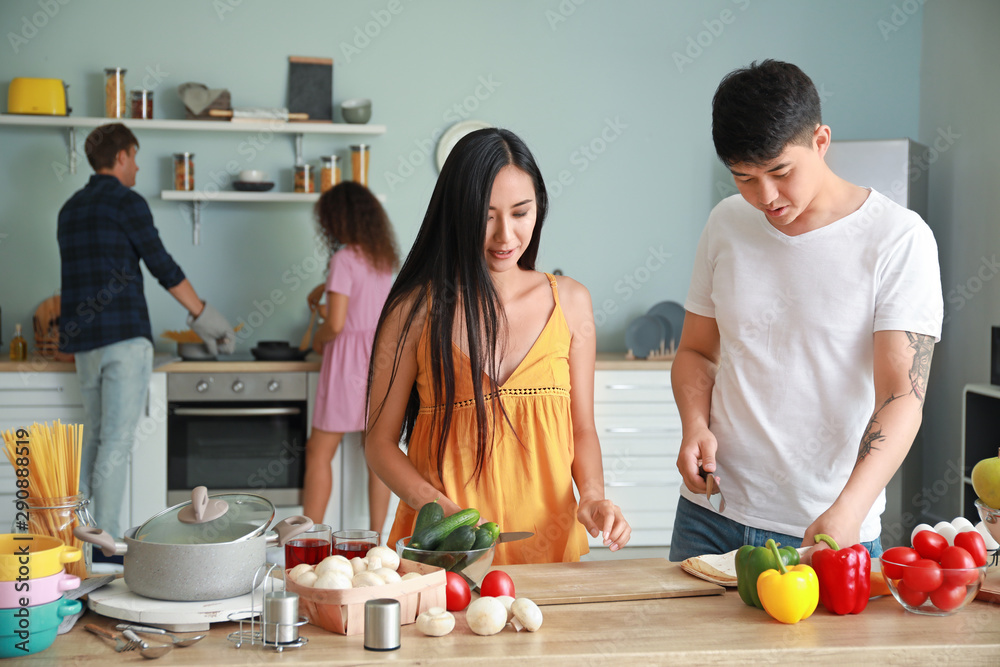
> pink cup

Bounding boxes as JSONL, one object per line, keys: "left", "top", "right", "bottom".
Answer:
{"left": 0, "top": 569, "right": 80, "bottom": 608}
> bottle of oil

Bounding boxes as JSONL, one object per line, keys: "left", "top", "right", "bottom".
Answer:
{"left": 9, "top": 323, "right": 26, "bottom": 361}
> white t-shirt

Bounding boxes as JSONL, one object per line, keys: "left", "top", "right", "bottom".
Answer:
{"left": 682, "top": 189, "right": 943, "bottom": 542}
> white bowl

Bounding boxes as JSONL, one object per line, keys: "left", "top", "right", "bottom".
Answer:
{"left": 239, "top": 169, "right": 267, "bottom": 183}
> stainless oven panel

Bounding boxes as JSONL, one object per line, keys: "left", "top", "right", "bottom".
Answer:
{"left": 167, "top": 372, "right": 307, "bottom": 401}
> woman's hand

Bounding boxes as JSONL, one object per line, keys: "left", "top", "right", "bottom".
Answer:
{"left": 307, "top": 283, "right": 326, "bottom": 317}
{"left": 578, "top": 498, "right": 631, "bottom": 551}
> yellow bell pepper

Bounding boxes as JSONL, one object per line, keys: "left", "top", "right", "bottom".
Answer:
{"left": 756, "top": 539, "right": 819, "bottom": 624}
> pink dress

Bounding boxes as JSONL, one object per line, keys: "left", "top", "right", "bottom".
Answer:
{"left": 312, "top": 245, "right": 393, "bottom": 432}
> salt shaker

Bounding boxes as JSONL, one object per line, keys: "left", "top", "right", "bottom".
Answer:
{"left": 263, "top": 590, "right": 300, "bottom": 645}
{"left": 364, "top": 598, "right": 400, "bottom": 651}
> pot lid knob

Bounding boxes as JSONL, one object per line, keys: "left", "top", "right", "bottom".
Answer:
{"left": 177, "top": 486, "right": 230, "bottom": 524}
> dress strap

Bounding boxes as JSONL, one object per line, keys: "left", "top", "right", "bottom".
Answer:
{"left": 544, "top": 273, "right": 560, "bottom": 307}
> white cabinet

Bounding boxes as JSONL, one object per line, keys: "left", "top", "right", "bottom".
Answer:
{"left": 592, "top": 369, "right": 680, "bottom": 548}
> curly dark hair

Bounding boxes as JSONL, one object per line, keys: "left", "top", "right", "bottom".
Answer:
{"left": 314, "top": 181, "right": 400, "bottom": 273}
{"left": 712, "top": 59, "right": 822, "bottom": 167}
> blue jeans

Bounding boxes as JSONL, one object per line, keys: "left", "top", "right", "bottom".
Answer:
{"left": 668, "top": 496, "right": 883, "bottom": 561}
{"left": 76, "top": 337, "right": 152, "bottom": 538}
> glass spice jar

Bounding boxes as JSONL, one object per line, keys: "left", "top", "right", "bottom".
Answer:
{"left": 294, "top": 163, "right": 315, "bottom": 193}
{"left": 350, "top": 144, "right": 370, "bottom": 187}
{"left": 104, "top": 67, "right": 127, "bottom": 119}
{"left": 130, "top": 89, "right": 153, "bottom": 119}
{"left": 173, "top": 153, "right": 195, "bottom": 191}
{"left": 13, "top": 493, "right": 95, "bottom": 579}
{"left": 320, "top": 155, "right": 341, "bottom": 192}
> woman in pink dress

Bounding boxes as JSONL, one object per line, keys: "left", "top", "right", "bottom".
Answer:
{"left": 303, "top": 182, "right": 399, "bottom": 533}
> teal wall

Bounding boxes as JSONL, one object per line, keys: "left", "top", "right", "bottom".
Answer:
{"left": 918, "top": 0, "right": 1000, "bottom": 522}
{"left": 0, "top": 0, "right": 923, "bottom": 353}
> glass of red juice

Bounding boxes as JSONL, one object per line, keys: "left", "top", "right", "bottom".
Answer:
{"left": 285, "top": 523, "right": 332, "bottom": 568}
{"left": 332, "top": 529, "right": 378, "bottom": 559}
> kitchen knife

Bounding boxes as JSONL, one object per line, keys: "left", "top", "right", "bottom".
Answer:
{"left": 497, "top": 531, "right": 533, "bottom": 544}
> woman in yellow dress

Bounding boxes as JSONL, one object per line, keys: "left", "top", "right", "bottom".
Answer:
{"left": 365, "top": 128, "right": 630, "bottom": 564}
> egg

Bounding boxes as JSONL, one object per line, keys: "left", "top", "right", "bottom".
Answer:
{"left": 934, "top": 521, "right": 958, "bottom": 546}
{"left": 976, "top": 521, "right": 1000, "bottom": 550}
{"left": 910, "top": 523, "right": 935, "bottom": 545}
{"left": 950, "top": 516, "right": 975, "bottom": 531}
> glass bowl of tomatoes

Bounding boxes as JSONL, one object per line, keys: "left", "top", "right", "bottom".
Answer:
{"left": 395, "top": 537, "right": 495, "bottom": 586}
{"left": 880, "top": 556, "right": 988, "bottom": 616}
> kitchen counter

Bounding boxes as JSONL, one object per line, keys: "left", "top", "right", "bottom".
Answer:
{"left": 28, "top": 584, "right": 1000, "bottom": 664}
{"left": 0, "top": 353, "right": 671, "bottom": 373}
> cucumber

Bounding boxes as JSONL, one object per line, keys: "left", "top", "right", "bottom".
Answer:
{"left": 438, "top": 524, "right": 476, "bottom": 551}
{"left": 471, "top": 522, "right": 499, "bottom": 550}
{"left": 409, "top": 508, "right": 480, "bottom": 550}
{"left": 412, "top": 500, "right": 445, "bottom": 537}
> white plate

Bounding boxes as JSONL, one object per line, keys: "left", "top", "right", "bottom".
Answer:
{"left": 436, "top": 120, "right": 492, "bottom": 171}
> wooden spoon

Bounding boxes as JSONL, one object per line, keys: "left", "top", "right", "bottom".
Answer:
{"left": 299, "top": 308, "right": 318, "bottom": 351}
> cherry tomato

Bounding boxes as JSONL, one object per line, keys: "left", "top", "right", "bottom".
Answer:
{"left": 939, "top": 545, "right": 980, "bottom": 587}
{"left": 881, "top": 546, "right": 920, "bottom": 579}
{"left": 929, "top": 583, "right": 968, "bottom": 612}
{"left": 954, "top": 530, "right": 988, "bottom": 567}
{"left": 894, "top": 579, "right": 928, "bottom": 607}
{"left": 444, "top": 571, "right": 471, "bottom": 611}
{"left": 902, "top": 558, "right": 943, "bottom": 593}
{"left": 479, "top": 570, "right": 516, "bottom": 598}
{"left": 912, "top": 530, "right": 948, "bottom": 561}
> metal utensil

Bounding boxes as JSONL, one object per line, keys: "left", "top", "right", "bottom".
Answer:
{"left": 117, "top": 623, "right": 207, "bottom": 647}
{"left": 123, "top": 629, "right": 174, "bottom": 659}
{"left": 698, "top": 466, "right": 726, "bottom": 513}
{"left": 85, "top": 623, "right": 138, "bottom": 653}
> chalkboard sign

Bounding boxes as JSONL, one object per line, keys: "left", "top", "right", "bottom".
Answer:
{"left": 287, "top": 56, "right": 333, "bottom": 122}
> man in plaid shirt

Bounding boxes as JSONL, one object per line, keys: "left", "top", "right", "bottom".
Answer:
{"left": 58, "top": 123, "right": 235, "bottom": 540}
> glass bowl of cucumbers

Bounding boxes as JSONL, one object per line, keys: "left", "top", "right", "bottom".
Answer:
{"left": 395, "top": 536, "right": 495, "bottom": 586}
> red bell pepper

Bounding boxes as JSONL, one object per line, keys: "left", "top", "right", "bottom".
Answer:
{"left": 811, "top": 534, "right": 871, "bottom": 615}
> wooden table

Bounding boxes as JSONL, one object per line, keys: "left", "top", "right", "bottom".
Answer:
{"left": 21, "top": 587, "right": 1000, "bottom": 665}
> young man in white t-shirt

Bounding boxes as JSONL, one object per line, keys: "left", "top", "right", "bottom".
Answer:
{"left": 668, "top": 60, "right": 943, "bottom": 561}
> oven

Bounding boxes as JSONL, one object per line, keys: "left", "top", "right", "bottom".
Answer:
{"left": 166, "top": 372, "right": 307, "bottom": 507}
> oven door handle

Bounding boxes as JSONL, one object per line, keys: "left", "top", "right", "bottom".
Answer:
{"left": 171, "top": 407, "right": 302, "bottom": 417}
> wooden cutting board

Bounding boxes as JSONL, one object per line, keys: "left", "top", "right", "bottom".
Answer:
{"left": 500, "top": 558, "right": 723, "bottom": 606}
{"left": 975, "top": 566, "right": 1000, "bottom": 603}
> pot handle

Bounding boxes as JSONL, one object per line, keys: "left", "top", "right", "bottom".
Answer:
{"left": 177, "top": 486, "right": 230, "bottom": 524}
{"left": 73, "top": 526, "right": 127, "bottom": 557}
{"left": 266, "top": 515, "right": 313, "bottom": 548}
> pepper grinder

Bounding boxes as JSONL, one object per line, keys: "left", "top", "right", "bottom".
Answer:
{"left": 364, "top": 598, "right": 400, "bottom": 651}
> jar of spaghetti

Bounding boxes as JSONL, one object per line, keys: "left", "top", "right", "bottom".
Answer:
{"left": 294, "top": 163, "right": 315, "bottom": 193}
{"left": 173, "top": 153, "right": 195, "bottom": 191}
{"left": 13, "top": 494, "right": 94, "bottom": 580}
{"left": 130, "top": 89, "right": 153, "bottom": 119}
{"left": 320, "top": 155, "right": 340, "bottom": 192}
{"left": 104, "top": 67, "right": 127, "bottom": 118}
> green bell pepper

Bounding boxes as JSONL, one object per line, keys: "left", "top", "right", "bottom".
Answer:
{"left": 735, "top": 541, "right": 800, "bottom": 609}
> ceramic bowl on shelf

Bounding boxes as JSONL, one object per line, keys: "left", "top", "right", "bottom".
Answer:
{"left": 341, "top": 98, "right": 372, "bottom": 124}
{"left": 239, "top": 169, "right": 267, "bottom": 182}
{"left": 233, "top": 181, "right": 275, "bottom": 192}
{"left": 395, "top": 536, "right": 495, "bottom": 587}
{"left": 879, "top": 557, "right": 988, "bottom": 616}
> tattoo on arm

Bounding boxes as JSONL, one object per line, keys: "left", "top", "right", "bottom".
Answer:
{"left": 856, "top": 333, "right": 935, "bottom": 463}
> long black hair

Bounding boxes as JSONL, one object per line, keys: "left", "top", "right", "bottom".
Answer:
{"left": 366, "top": 127, "right": 548, "bottom": 482}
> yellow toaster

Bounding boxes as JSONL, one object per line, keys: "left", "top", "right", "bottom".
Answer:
{"left": 7, "top": 77, "right": 69, "bottom": 115}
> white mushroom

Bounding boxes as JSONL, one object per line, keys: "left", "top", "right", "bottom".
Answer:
{"left": 510, "top": 598, "right": 543, "bottom": 632}
{"left": 366, "top": 545, "right": 401, "bottom": 571}
{"left": 495, "top": 595, "right": 515, "bottom": 622}
{"left": 366, "top": 556, "right": 384, "bottom": 571}
{"left": 466, "top": 597, "right": 507, "bottom": 636}
{"left": 400, "top": 572, "right": 423, "bottom": 581}
{"left": 415, "top": 607, "right": 455, "bottom": 636}
{"left": 352, "top": 571, "right": 386, "bottom": 588}
{"left": 350, "top": 557, "right": 367, "bottom": 575}
{"left": 287, "top": 563, "right": 314, "bottom": 583}
{"left": 315, "top": 556, "right": 353, "bottom": 579}
{"left": 313, "top": 571, "right": 353, "bottom": 590}
{"left": 295, "top": 570, "right": 319, "bottom": 588}
{"left": 373, "top": 567, "right": 401, "bottom": 584}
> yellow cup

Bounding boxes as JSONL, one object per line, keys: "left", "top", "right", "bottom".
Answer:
{"left": 0, "top": 534, "right": 81, "bottom": 580}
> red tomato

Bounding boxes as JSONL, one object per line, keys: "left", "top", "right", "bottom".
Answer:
{"left": 939, "top": 545, "right": 980, "bottom": 587}
{"left": 445, "top": 571, "right": 471, "bottom": 611}
{"left": 895, "top": 579, "right": 929, "bottom": 607}
{"left": 912, "top": 530, "right": 948, "bottom": 561}
{"left": 902, "top": 559, "right": 943, "bottom": 593}
{"left": 929, "top": 583, "right": 968, "bottom": 612}
{"left": 881, "top": 546, "right": 920, "bottom": 579}
{"left": 954, "top": 530, "right": 988, "bottom": 567}
{"left": 479, "top": 570, "right": 516, "bottom": 598}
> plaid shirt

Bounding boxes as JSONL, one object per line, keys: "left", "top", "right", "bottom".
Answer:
{"left": 57, "top": 174, "right": 185, "bottom": 353}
